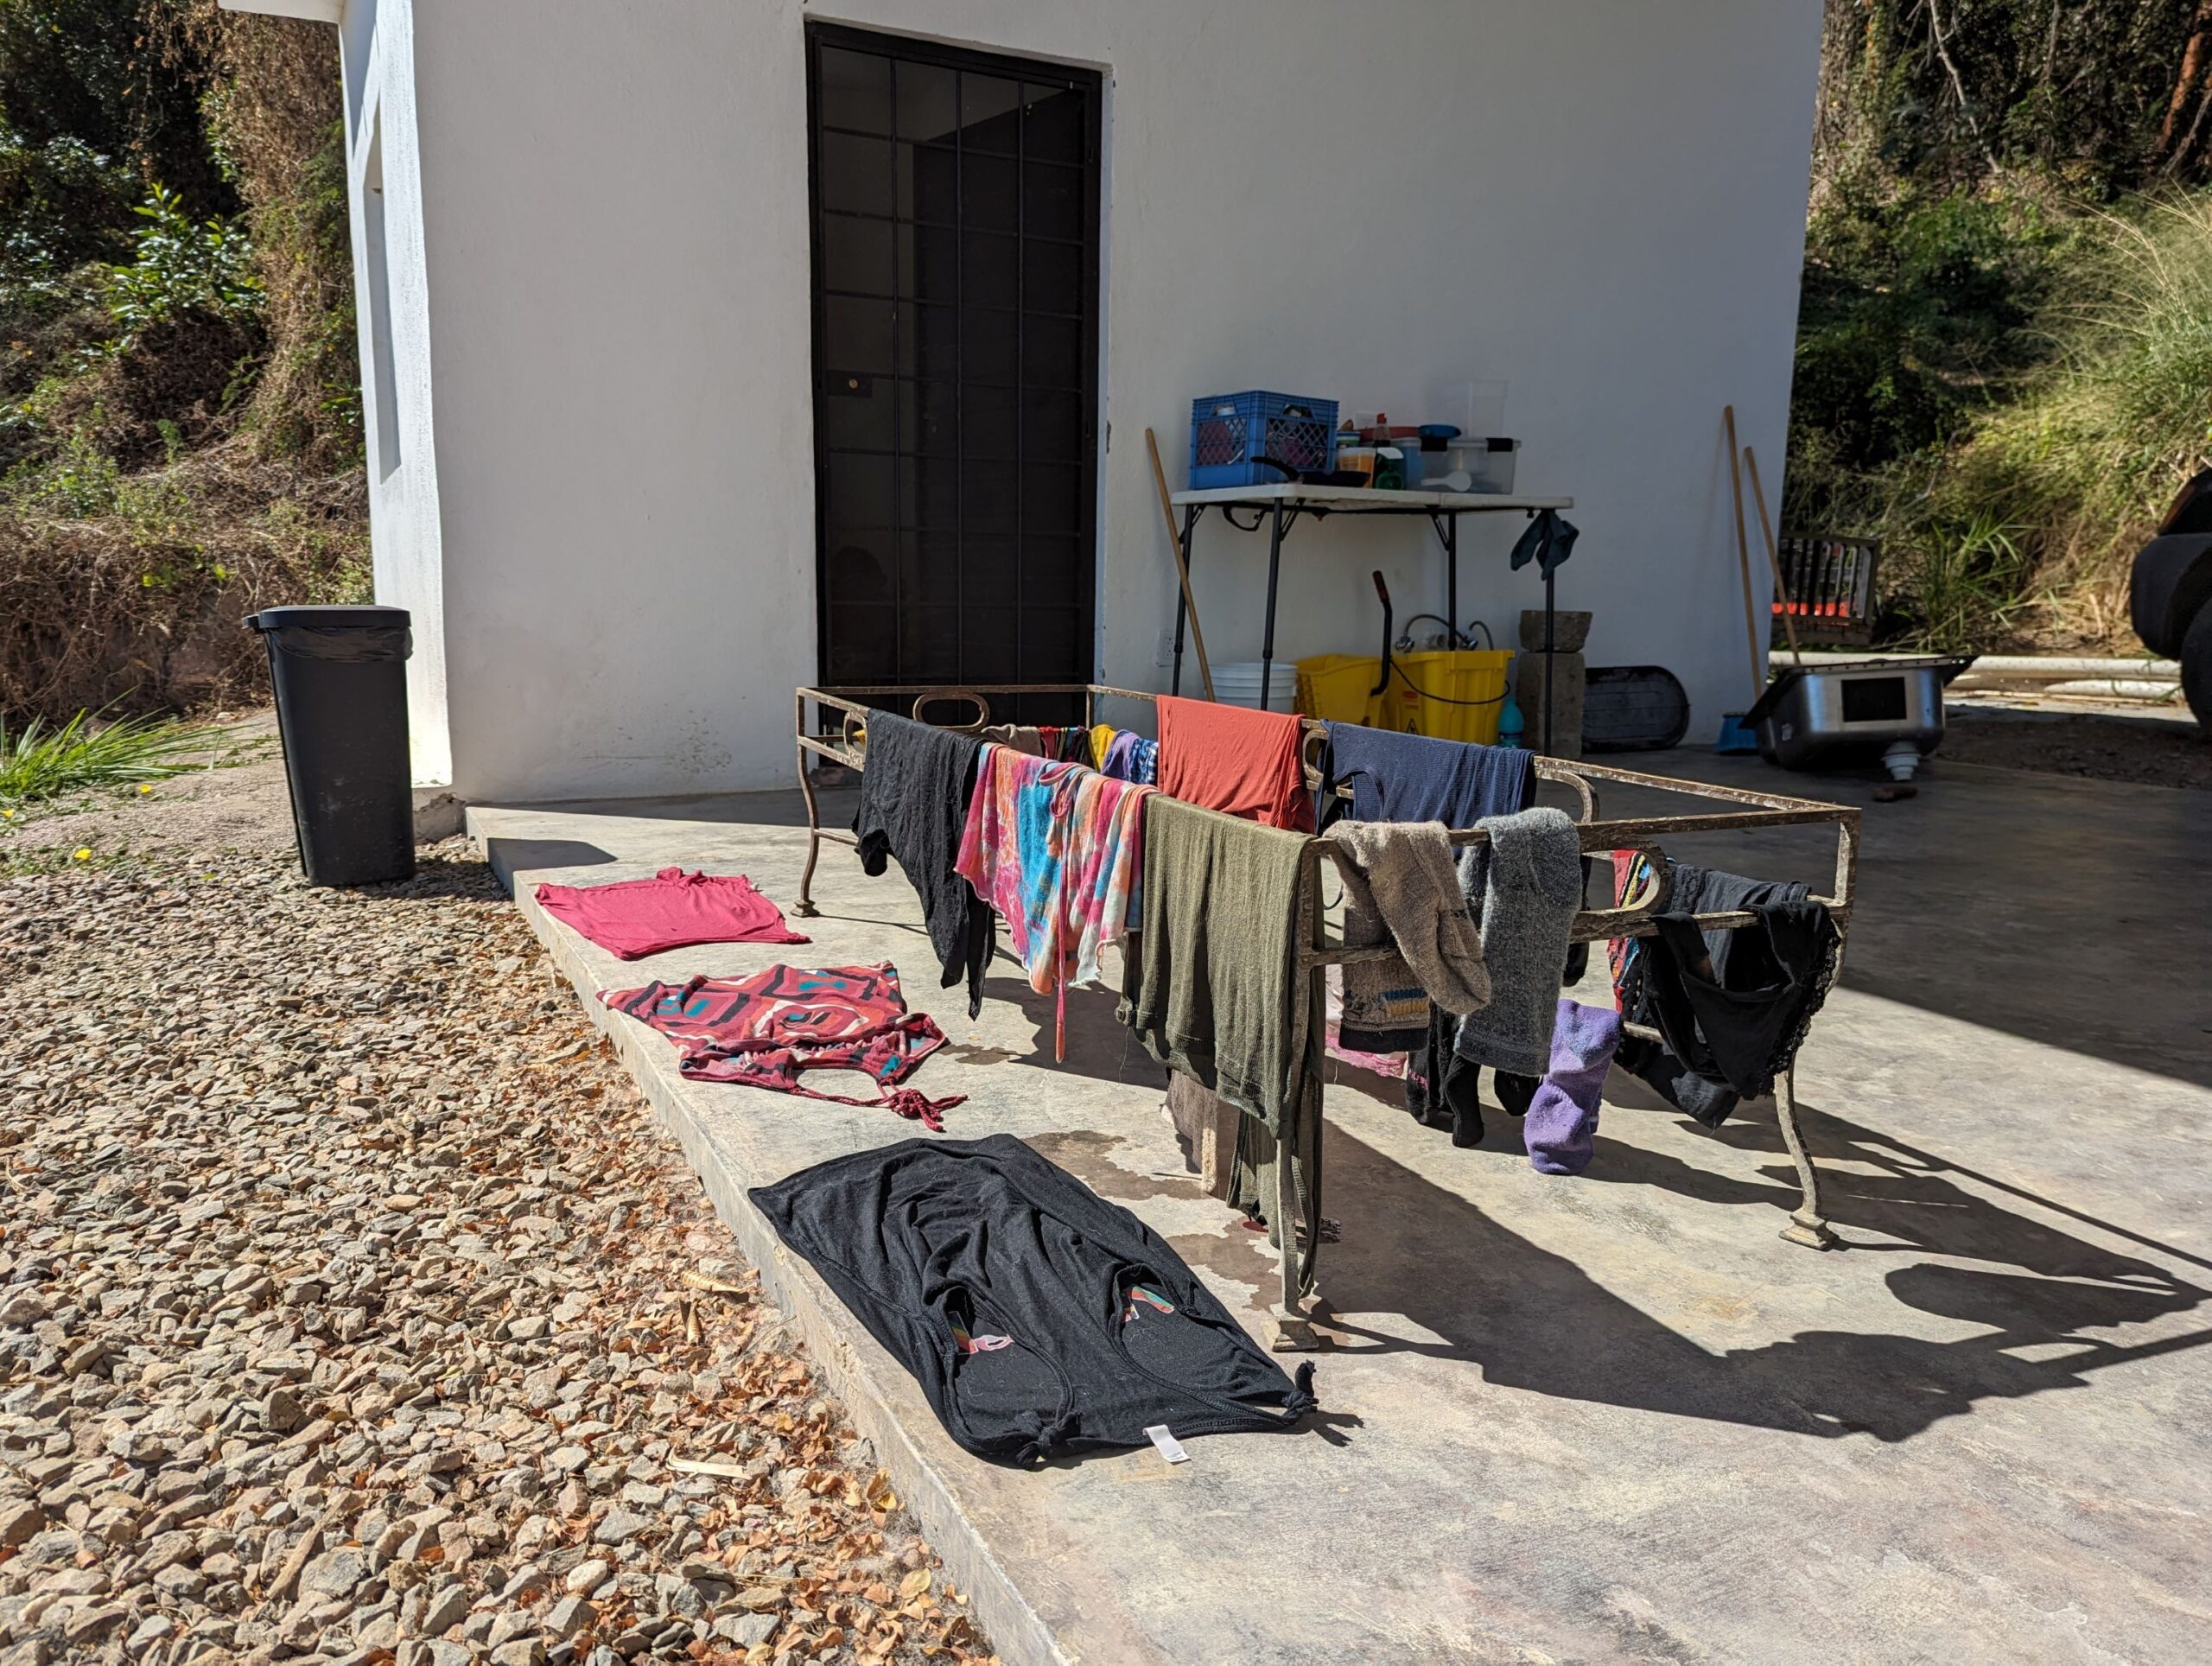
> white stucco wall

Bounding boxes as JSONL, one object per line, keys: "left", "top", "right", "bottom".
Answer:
{"left": 334, "top": 0, "right": 449, "bottom": 785}
{"left": 335, "top": 0, "right": 1822, "bottom": 800}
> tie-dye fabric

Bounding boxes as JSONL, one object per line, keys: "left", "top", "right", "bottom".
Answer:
{"left": 954, "top": 744, "right": 1152, "bottom": 1004}
{"left": 600, "top": 962, "right": 963, "bottom": 1129}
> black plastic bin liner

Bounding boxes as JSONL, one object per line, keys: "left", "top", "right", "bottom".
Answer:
{"left": 246, "top": 604, "right": 415, "bottom": 887}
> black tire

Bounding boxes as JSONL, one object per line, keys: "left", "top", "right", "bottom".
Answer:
{"left": 2183, "top": 602, "right": 2212, "bottom": 734}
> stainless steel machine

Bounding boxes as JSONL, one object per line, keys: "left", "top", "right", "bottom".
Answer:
{"left": 1745, "top": 655, "right": 1975, "bottom": 779}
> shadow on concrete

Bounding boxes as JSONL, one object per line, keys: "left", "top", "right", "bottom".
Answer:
{"left": 482, "top": 836, "right": 617, "bottom": 890}
{"left": 1608, "top": 749, "right": 2212, "bottom": 1091}
{"left": 1317, "top": 1098, "right": 2210, "bottom": 1445}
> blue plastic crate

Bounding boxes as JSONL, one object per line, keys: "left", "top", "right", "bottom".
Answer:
{"left": 1187, "top": 391, "right": 1339, "bottom": 489}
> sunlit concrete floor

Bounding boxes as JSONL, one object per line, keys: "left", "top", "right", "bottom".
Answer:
{"left": 471, "top": 747, "right": 2212, "bottom": 1665}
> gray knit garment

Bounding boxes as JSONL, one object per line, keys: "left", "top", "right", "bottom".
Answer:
{"left": 1452, "top": 807, "right": 1585, "bottom": 1076}
{"left": 1325, "top": 819, "right": 1491, "bottom": 1039}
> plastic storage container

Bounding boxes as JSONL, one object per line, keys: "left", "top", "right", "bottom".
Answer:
{"left": 1295, "top": 654, "right": 1387, "bottom": 725}
{"left": 248, "top": 605, "right": 415, "bottom": 887}
{"left": 1468, "top": 438, "right": 1519, "bottom": 493}
{"left": 1187, "top": 391, "right": 1339, "bottom": 489}
{"left": 1385, "top": 648, "right": 1513, "bottom": 742}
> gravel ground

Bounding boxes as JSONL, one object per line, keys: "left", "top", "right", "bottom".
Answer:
{"left": 0, "top": 770, "right": 995, "bottom": 1666}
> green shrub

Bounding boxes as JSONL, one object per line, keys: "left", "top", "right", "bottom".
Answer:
{"left": 103, "top": 183, "right": 261, "bottom": 344}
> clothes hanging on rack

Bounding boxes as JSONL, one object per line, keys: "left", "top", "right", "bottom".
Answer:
{"left": 601, "top": 963, "right": 963, "bottom": 1129}
{"left": 1119, "top": 794, "right": 1306, "bottom": 1133}
{"left": 981, "top": 723, "right": 1090, "bottom": 762}
{"left": 1156, "top": 696, "right": 1313, "bottom": 831}
{"left": 1522, "top": 999, "right": 1622, "bottom": 1175}
{"left": 1612, "top": 862, "right": 1840, "bottom": 1125}
{"left": 1099, "top": 728, "right": 1159, "bottom": 785}
{"left": 1088, "top": 723, "right": 1116, "bottom": 770}
{"left": 1317, "top": 722, "right": 1535, "bottom": 828}
{"left": 1452, "top": 807, "right": 1585, "bottom": 1077}
{"left": 535, "top": 868, "right": 810, "bottom": 960}
{"left": 748, "top": 1134, "right": 1317, "bottom": 1468}
{"left": 851, "top": 712, "right": 995, "bottom": 1019}
{"left": 954, "top": 744, "right": 1151, "bottom": 1059}
{"left": 1321, "top": 819, "right": 1491, "bottom": 1054}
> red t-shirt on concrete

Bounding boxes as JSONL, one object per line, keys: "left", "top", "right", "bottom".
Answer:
{"left": 1155, "top": 696, "right": 1314, "bottom": 832}
{"left": 535, "top": 868, "right": 810, "bottom": 959}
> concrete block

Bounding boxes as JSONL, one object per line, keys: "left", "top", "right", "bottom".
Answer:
{"left": 1515, "top": 650, "right": 1586, "bottom": 758}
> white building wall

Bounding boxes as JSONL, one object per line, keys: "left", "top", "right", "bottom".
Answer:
{"left": 353, "top": 0, "right": 1823, "bottom": 801}
{"left": 333, "top": 0, "right": 449, "bottom": 785}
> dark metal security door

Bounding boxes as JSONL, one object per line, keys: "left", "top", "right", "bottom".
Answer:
{"left": 807, "top": 25, "right": 1102, "bottom": 718}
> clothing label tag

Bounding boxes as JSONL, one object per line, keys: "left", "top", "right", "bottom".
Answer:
{"left": 1144, "top": 1425, "right": 1188, "bottom": 1465}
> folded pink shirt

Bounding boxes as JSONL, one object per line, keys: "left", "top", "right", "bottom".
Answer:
{"left": 534, "top": 867, "right": 810, "bottom": 959}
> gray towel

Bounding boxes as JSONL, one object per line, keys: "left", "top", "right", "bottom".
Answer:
{"left": 1325, "top": 820, "right": 1490, "bottom": 1050}
{"left": 1452, "top": 807, "right": 1584, "bottom": 1077}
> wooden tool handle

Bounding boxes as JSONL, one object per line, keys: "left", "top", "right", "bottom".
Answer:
{"left": 1146, "top": 427, "right": 1215, "bottom": 702}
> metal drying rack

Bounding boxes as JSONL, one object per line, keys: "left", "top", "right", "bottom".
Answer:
{"left": 793, "top": 683, "right": 1859, "bottom": 1351}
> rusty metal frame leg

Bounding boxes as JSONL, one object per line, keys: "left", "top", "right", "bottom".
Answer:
{"left": 1774, "top": 1066, "right": 1838, "bottom": 1249}
{"left": 794, "top": 690, "right": 823, "bottom": 918}
{"left": 1268, "top": 842, "right": 1325, "bottom": 1352}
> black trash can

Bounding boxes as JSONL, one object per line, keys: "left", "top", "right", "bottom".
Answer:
{"left": 248, "top": 605, "right": 416, "bottom": 887}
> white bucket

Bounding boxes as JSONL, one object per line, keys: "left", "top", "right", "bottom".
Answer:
{"left": 1208, "top": 660, "right": 1300, "bottom": 712}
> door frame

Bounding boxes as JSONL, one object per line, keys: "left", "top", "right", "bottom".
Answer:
{"left": 803, "top": 21, "right": 1105, "bottom": 696}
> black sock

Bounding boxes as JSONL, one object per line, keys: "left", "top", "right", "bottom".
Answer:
{"left": 1494, "top": 1071, "right": 1541, "bottom": 1119}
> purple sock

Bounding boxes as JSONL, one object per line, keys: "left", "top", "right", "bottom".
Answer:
{"left": 1524, "top": 998, "right": 1622, "bottom": 1176}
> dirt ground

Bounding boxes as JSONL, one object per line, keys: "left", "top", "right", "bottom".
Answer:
{"left": 2, "top": 709, "right": 296, "bottom": 869}
{"left": 1939, "top": 701, "right": 2212, "bottom": 792}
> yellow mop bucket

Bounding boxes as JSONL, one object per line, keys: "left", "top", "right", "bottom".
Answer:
{"left": 1387, "top": 649, "right": 1513, "bottom": 743}
{"left": 1295, "top": 654, "right": 1388, "bottom": 725}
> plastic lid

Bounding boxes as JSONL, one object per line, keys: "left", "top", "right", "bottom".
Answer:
{"left": 247, "top": 605, "right": 412, "bottom": 632}
{"left": 1485, "top": 437, "right": 1519, "bottom": 452}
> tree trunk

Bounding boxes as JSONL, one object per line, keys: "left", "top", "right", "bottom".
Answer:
{"left": 2161, "top": 0, "right": 2212, "bottom": 155}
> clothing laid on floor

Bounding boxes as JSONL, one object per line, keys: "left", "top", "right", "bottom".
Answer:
{"left": 601, "top": 963, "right": 963, "bottom": 1129}
{"left": 1099, "top": 728, "right": 1160, "bottom": 786}
{"left": 535, "top": 868, "right": 810, "bottom": 960}
{"left": 851, "top": 712, "right": 995, "bottom": 1020}
{"left": 954, "top": 744, "right": 1151, "bottom": 1059}
{"left": 1119, "top": 794, "right": 1306, "bottom": 1134}
{"left": 1451, "top": 807, "right": 1585, "bottom": 1077}
{"left": 1523, "top": 999, "right": 1621, "bottom": 1175}
{"left": 749, "top": 1134, "right": 1317, "bottom": 1467}
{"left": 1317, "top": 722, "right": 1535, "bottom": 829}
{"left": 1613, "top": 862, "right": 1840, "bottom": 1126}
{"left": 1322, "top": 819, "right": 1491, "bottom": 1053}
{"left": 1155, "top": 696, "right": 1313, "bottom": 832}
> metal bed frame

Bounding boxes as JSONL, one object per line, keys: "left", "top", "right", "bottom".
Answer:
{"left": 793, "top": 683, "right": 1860, "bottom": 1351}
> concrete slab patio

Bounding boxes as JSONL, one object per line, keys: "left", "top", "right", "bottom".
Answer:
{"left": 469, "top": 750, "right": 2212, "bottom": 1664}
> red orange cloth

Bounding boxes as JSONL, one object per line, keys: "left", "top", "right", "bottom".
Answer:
{"left": 1155, "top": 696, "right": 1313, "bottom": 832}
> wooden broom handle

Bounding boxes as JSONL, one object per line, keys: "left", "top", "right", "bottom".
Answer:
{"left": 1742, "top": 444, "right": 1802, "bottom": 667}
{"left": 1146, "top": 427, "right": 1215, "bottom": 702}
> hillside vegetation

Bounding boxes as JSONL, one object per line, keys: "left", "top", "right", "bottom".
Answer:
{"left": 1795, "top": 0, "right": 2212, "bottom": 652}
{"left": 0, "top": 0, "right": 363, "bottom": 721}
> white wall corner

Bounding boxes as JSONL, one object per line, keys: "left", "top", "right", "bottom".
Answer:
{"left": 218, "top": 0, "right": 342, "bottom": 23}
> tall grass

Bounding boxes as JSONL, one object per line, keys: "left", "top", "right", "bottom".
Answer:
{"left": 0, "top": 708, "right": 246, "bottom": 806}
{"left": 1870, "top": 194, "right": 2212, "bottom": 649}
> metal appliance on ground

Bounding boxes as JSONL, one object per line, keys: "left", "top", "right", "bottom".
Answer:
{"left": 1744, "top": 655, "right": 1974, "bottom": 779}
